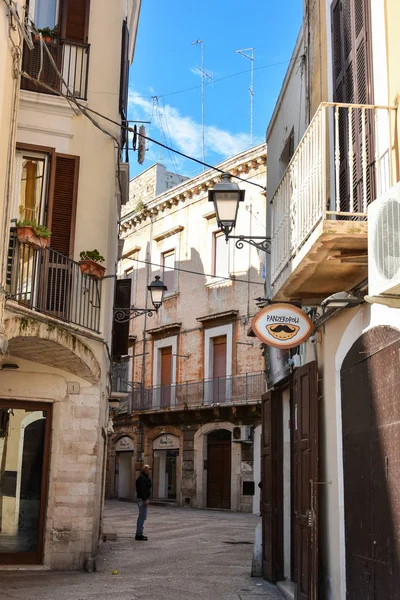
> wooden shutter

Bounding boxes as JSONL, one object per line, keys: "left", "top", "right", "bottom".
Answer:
{"left": 261, "top": 390, "right": 283, "bottom": 582}
{"left": 293, "top": 362, "right": 318, "bottom": 600}
{"left": 61, "top": 0, "right": 90, "bottom": 43}
{"left": 47, "top": 154, "right": 79, "bottom": 257}
{"left": 119, "top": 19, "right": 130, "bottom": 118}
{"left": 112, "top": 278, "right": 132, "bottom": 357}
{"left": 331, "top": 0, "right": 375, "bottom": 212}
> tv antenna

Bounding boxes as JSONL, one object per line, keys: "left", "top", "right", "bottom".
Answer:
{"left": 235, "top": 47, "right": 254, "bottom": 147}
{"left": 191, "top": 39, "right": 213, "bottom": 169}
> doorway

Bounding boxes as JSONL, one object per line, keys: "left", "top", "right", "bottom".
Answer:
{"left": 116, "top": 451, "right": 133, "bottom": 499}
{"left": 207, "top": 429, "right": 231, "bottom": 509}
{"left": 0, "top": 400, "right": 52, "bottom": 565}
{"left": 340, "top": 326, "right": 400, "bottom": 599}
{"left": 153, "top": 449, "right": 178, "bottom": 500}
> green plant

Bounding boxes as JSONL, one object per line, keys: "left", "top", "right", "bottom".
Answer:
{"left": 79, "top": 249, "right": 105, "bottom": 263}
{"left": 37, "top": 25, "right": 58, "bottom": 38}
{"left": 16, "top": 220, "right": 51, "bottom": 239}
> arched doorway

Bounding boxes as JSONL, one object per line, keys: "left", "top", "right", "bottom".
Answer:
{"left": 152, "top": 434, "right": 180, "bottom": 500}
{"left": 115, "top": 436, "right": 134, "bottom": 500}
{"left": 207, "top": 429, "right": 231, "bottom": 509}
{"left": 340, "top": 325, "right": 400, "bottom": 598}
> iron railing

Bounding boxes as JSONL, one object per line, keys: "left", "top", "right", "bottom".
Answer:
{"left": 270, "top": 101, "right": 397, "bottom": 287}
{"left": 7, "top": 234, "right": 102, "bottom": 333}
{"left": 131, "top": 371, "right": 265, "bottom": 412}
{"left": 21, "top": 38, "right": 90, "bottom": 100}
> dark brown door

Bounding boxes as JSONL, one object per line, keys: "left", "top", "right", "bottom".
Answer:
{"left": 213, "top": 335, "right": 227, "bottom": 403}
{"left": 261, "top": 390, "right": 283, "bottom": 581}
{"left": 341, "top": 326, "right": 400, "bottom": 599}
{"left": 207, "top": 429, "right": 231, "bottom": 509}
{"left": 293, "top": 362, "right": 318, "bottom": 600}
{"left": 331, "top": 0, "right": 375, "bottom": 213}
{"left": 160, "top": 346, "right": 172, "bottom": 408}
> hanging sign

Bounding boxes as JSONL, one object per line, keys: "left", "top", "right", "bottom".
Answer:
{"left": 153, "top": 434, "right": 180, "bottom": 450}
{"left": 251, "top": 303, "right": 313, "bottom": 349}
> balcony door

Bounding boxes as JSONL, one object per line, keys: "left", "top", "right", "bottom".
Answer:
{"left": 212, "top": 335, "right": 227, "bottom": 403}
{"left": 160, "top": 346, "right": 172, "bottom": 408}
{"left": 331, "top": 0, "right": 375, "bottom": 213}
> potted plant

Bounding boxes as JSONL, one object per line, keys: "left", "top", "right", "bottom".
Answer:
{"left": 79, "top": 250, "right": 106, "bottom": 280}
{"left": 34, "top": 25, "right": 58, "bottom": 44}
{"left": 16, "top": 220, "right": 51, "bottom": 250}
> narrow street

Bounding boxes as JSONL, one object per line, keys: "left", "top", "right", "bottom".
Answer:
{"left": 0, "top": 501, "right": 283, "bottom": 600}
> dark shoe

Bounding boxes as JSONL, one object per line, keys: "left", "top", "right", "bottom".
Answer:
{"left": 135, "top": 535, "right": 148, "bottom": 541}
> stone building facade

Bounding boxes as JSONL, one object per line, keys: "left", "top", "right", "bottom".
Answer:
{"left": 107, "top": 145, "right": 267, "bottom": 514}
{"left": 0, "top": 0, "right": 141, "bottom": 569}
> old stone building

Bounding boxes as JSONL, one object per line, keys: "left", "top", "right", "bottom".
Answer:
{"left": 0, "top": 0, "right": 141, "bottom": 568}
{"left": 107, "top": 145, "right": 267, "bottom": 513}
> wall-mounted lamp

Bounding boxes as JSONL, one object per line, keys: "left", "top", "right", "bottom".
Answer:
{"left": 321, "top": 291, "right": 364, "bottom": 311}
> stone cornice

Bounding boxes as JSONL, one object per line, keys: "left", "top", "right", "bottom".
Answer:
{"left": 121, "top": 143, "right": 267, "bottom": 232}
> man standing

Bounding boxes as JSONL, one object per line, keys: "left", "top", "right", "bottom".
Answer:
{"left": 135, "top": 464, "right": 151, "bottom": 541}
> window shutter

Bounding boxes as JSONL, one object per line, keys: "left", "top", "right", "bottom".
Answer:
{"left": 47, "top": 154, "right": 79, "bottom": 257}
{"left": 61, "top": 0, "right": 90, "bottom": 43}
{"left": 112, "top": 278, "right": 132, "bottom": 357}
{"left": 119, "top": 19, "right": 130, "bottom": 118}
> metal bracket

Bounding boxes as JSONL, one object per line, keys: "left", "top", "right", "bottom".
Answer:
{"left": 113, "top": 306, "right": 157, "bottom": 323}
{"left": 226, "top": 235, "right": 271, "bottom": 253}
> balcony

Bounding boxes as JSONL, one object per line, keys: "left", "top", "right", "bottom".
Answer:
{"left": 21, "top": 38, "right": 90, "bottom": 100}
{"left": 270, "top": 102, "right": 398, "bottom": 301}
{"left": 6, "top": 235, "right": 102, "bottom": 333}
{"left": 131, "top": 372, "right": 265, "bottom": 412}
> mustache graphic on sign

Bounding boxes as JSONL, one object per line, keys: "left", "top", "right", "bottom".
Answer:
{"left": 266, "top": 323, "right": 300, "bottom": 341}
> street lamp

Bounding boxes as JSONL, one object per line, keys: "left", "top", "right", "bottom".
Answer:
{"left": 113, "top": 275, "right": 167, "bottom": 323}
{"left": 321, "top": 291, "right": 363, "bottom": 311}
{"left": 208, "top": 173, "right": 270, "bottom": 253}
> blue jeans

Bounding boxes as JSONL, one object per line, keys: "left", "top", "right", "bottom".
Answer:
{"left": 136, "top": 499, "right": 148, "bottom": 535}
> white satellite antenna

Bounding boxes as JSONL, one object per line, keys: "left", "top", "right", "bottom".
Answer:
{"left": 235, "top": 47, "right": 254, "bottom": 147}
{"left": 192, "top": 39, "right": 213, "bottom": 169}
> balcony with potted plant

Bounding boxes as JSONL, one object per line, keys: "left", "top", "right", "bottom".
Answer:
{"left": 16, "top": 220, "right": 51, "bottom": 250}
{"left": 79, "top": 250, "right": 106, "bottom": 280}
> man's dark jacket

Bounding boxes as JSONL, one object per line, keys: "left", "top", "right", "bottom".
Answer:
{"left": 136, "top": 471, "right": 152, "bottom": 501}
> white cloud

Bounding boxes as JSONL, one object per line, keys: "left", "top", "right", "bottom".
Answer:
{"left": 128, "top": 90, "right": 252, "bottom": 169}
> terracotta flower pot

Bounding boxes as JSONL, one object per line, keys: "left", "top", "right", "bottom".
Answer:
{"left": 79, "top": 259, "right": 106, "bottom": 280}
{"left": 16, "top": 226, "right": 50, "bottom": 250}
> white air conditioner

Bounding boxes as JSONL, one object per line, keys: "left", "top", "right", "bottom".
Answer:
{"left": 368, "top": 182, "right": 400, "bottom": 297}
{"left": 232, "top": 425, "right": 252, "bottom": 443}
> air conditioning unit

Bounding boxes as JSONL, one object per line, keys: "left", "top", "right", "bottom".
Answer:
{"left": 232, "top": 425, "right": 252, "bottom": 443}
{"left": 368, "top": 182, "right": 400, "bottom": 297}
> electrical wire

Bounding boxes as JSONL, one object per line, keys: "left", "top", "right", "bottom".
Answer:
{"left": 126, "top": 256, "right": 265, "bottom": 286}
{"left": 129, "top": 56, "right": 302, "bottom": 101}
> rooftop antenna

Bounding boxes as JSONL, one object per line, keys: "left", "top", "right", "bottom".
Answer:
{"left": 191, "top": 39, "right": 213, "bottom": 169}
{"left": 235, "top": 47, "right": 254, "bottom": 147}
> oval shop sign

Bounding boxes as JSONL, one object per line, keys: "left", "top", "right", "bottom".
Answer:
{"left": 251, "top": 303, "right": 313, "bottom": 349}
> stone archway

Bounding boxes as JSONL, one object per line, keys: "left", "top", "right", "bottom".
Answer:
{"left": 4, "top": 316, "right": 101, "bottom": 384}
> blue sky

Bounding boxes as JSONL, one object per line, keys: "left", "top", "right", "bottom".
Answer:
{"left": 128, "top": 0, "right": 303, "bottom": 178}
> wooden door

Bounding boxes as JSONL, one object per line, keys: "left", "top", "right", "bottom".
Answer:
{"left": 293, "top": 362, "right": 318, "bottom": 600}
{"left": 207, "top": 430, "right": 231, "bottom": 509}
{"left": 213, "top": 335, "right": 227, "bottom": 403}
{"left": 261, "top": 390, "right": 283, "bottom": 581}
{"left": 341, "top": 326, "right": 400, "bottom": 599}
{"left": 160, "top": 346, "right": 172, "bottom": 408}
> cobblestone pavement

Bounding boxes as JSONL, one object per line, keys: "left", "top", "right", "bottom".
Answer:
{"left": 0, "top": 500, "right": 283, "bottom": 600}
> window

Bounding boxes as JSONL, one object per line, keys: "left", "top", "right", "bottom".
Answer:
{"left": 34, "top": 0, "right": 58, "bottom": 30}
{"left": 162, "top": 250, "right": 175, "bottom": 294}
{"left": 124, "top": 267, "right": 135, "bottom": 306}
{"left": 213, "top": 231, "right": 229, "bottom": 279}
{"left": 13, "top": 147, "right": 79, "bottom": 256}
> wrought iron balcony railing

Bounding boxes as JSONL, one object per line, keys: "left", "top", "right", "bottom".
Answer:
{"left": 21, "top": 38, "right": 90, "bottom": 100}
{"left": 270, "top": 101, "right": 397, "bottom": 288}
{"left": 131, "top": 371, "right": 265, "bottom": 412}
{"left": 6, "top": 234, "right": 102, "bottom": 333}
